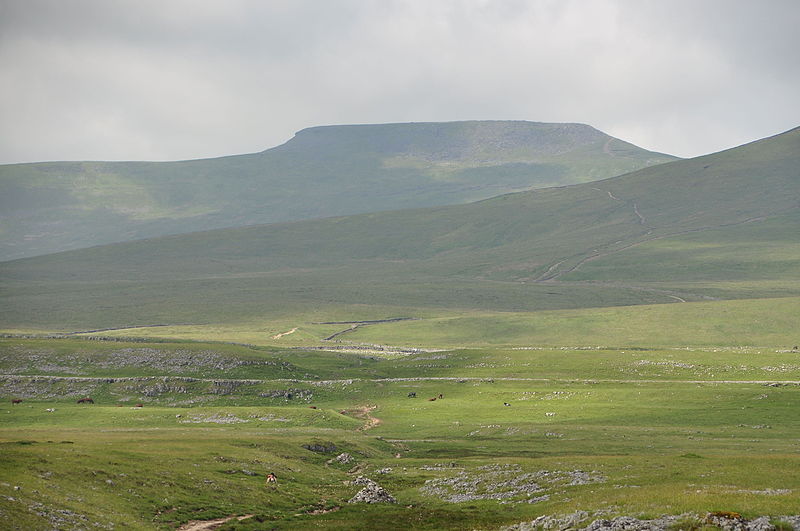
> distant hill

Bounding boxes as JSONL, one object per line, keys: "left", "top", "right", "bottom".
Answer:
{"left": 1, "top": 127, "right": 796, "bottom": 332}
{"left": 0, "top": 121, "right": 675, "bottom": 260}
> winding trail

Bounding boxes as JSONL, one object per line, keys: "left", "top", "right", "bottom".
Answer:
{"left": 271, "top": 327, "right": 298, "bottom": 340}
{"left": 177, "top": 514, "right": 254, "bottom": 531}
{"left": 341, "top": 405, "right": 382, "bottom": 431}
{"left": 603, "top": 138, "right": 616, "bottom": 157}
{"left": 632, "top": 203, "right": 646, "bottom": 224}
{"left": 537, "top": 213, "right": 773, "bottom": 282}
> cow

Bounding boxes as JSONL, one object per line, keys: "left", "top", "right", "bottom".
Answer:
{"left": 77, "top": 397, "right": 94, "bottom": 404}
{"left": 266, "top": 472, "right": 278, "bottom": 486}
{"left": 428, "top": 397, "right": 437, "bottom": 401}
{"left": 308, "top": 406, "right": 317, "bottom": 409}
{"left": 503, "top": 402, "right": 511, "bottom": 407}
{"left": 134, "top": 403, "right": 144, "bottom": 408}
{"left": 11, "top": 399, "right": 22, "bottom": 405}
{"left": 438, "top": 393, "right": 443, "bottom": 399}
{"left": 407, "top": 392, "right": 416, "bottom": 398}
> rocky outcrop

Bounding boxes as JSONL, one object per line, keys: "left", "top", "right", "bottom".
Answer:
{"left": 505, "top": 512, "right": 800, "bottom": 531}
{"left": 348, "top": 477, "right": 397, "bottom": 504}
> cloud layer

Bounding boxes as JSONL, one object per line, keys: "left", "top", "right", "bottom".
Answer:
{"left": 1, "top": 0, "right": 798, "bottom": 163}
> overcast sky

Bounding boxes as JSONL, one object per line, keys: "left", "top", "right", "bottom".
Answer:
{"left": 1, "top": 0, "right": 798, "bottom": 164}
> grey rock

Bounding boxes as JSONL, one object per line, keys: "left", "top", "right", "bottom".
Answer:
{"left": 348, "top": 481, "right": 397, "bottom": 504}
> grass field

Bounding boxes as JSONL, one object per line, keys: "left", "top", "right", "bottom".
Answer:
{"left": 2, "top": 335, "right": 800, "bottom": 529}
{"left": 15, "top": 295, "right": 791, "bottom": 352}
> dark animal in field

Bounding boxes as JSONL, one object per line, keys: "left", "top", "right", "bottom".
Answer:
{"left": 794, "top": 346, "right": 798, "bottom": 350}
{"left": 407, "top": 392, "right": 416, "bottom": 398}
{"left": 438, "top": 393, "right": 443, "bottom": 399}
{"left": 309, "top": 406, "right": 317, "bottom": 409}
{"left": 266, "top": 472, "right": 278, "bottom": 485}
{"left": 11, "top": 399, "right": 22, "bottom": 405}
{"left": 503, "top": 402, "right": 511, "bottom": 407}
{"left": 428, "top": 397, "right": 437, "bottom": 401}
{"left": 77, "top": 397, "right": 94, "bottom": 404}
{"left": 134, "top": 403, "right": 144, "bottom": 408}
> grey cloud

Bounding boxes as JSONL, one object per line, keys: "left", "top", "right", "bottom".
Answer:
{"left": 0, "top": 0, "right": 797, "bottom": 163}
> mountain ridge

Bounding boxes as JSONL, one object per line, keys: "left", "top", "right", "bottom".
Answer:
{"left": 0, "top": 120, "right": 676, "bottom": 260}
{"left": 1, "top": 126, "right": 797, "bottom": 331}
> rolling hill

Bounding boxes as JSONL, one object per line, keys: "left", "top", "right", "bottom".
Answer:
{"left": 0, "top": 121, "right": 676, "bottom": 261}
{"left": 1, "top": 127, "right": 796, "bottom": 334}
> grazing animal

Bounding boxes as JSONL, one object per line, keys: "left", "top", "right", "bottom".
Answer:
{"left": 503, "top": 402, "right": 511, "bottom": 407}
{"left": 45, "top": 408, "right": 55, "bottom": 412}
{"left": 794, "top": 345, "right": 798, "bottom": 350}
{"left": 428, "top": 397, "right": 437, "bottom": 401}
{"left": 407, "top": 392, "right": 416, "bottom": 398}
{"left": 134, "top": 403, "right": 144, "bottom": 408}
{"left": 77, "top": 397, "right": 94, "bottom": 404}
{"left": 438, "top": 393, "right": 443, "bottom": 399}
{"left": 266, "top": 473, "right": 278, "bottom": 485}
{"left": 308, "top": 406, "right": 317, "bottom": 409}
{"left": 11, "top": 399, "right": 22, "bottom": 405}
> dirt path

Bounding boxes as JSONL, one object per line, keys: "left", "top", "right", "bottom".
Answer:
{"left": 341, "top": 405, "right": 381, "bottom": 430}
{"left": 177, "top": 514, "right": 254, "bottom": 531}
{"left": 538, "top": 213, "right": 773, "bottom": 282}
{"left": 632, "top": 202, "right": 646, "bottom": 224}
{"left": 271, "top": 327, "right": 298, "bottom": 339}
{"left": 603, "top": 138, "right": 616, "bottom": 156}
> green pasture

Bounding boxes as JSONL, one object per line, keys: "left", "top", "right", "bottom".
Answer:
{"left": 344, "top": 296, "right": 800, "bottom": 349}
{"left": 2, "top": 336, "right": 800, "bottom": 529}
{"left": 31, "top": 295, "right": 797, "bottom": 351}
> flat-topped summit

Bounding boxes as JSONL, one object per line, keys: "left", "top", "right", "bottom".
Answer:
{"left": 280, "top": 121, "right": 640, "bottom": 161}
{"left": 0, "top": 120, "right": 676, "bottom": 261}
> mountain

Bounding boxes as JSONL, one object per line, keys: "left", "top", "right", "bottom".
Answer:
{"left": 1, "top": 127, "right": 796, "bottom": 332}
{"left": 0, "top": 121, "right": 676, "bottom": 260}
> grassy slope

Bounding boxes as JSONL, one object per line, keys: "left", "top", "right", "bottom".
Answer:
{"left": 0, "top": 121, "right": 675, "bottom": 261}
{"left": 2, "top": 337, "right": 800, "bottom": 529}
{"left": 0, "top": 128, "right": 797, "bottom": 336}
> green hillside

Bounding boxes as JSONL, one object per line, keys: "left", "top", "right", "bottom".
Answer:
{"left": 0, "top": 127, "right": 796, "bottom": 336}
{"left": 0, "top": 121, "right": 675, "bottom": 260}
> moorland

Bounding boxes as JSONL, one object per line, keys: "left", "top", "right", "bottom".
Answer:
{"left": 1, "top": 122, "right": 799, "bottom": 530}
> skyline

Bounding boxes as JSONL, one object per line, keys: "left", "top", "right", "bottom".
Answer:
{"left": 1, "top": 0, "right": 798, "bottom": 164}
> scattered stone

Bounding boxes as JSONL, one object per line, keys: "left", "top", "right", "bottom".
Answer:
{"left": 328, "top": 452, "right": 354, "bottom": 465}
{"left": 375, "top": 468, "right": 392, "bottom": 475}
{"left": 348, "top": 478, "right": 397, "bottom": 504}
{"left": 302, "top": 443, "right": 338, "bottom": 453}
{"left": 705, "top": 512, "right": 747, "bottom": 531}
{"left": 504, "top": 510, "right": 590, "bottom": 530}
{"left": 505, "top": 513, "right": 800, "bottom": 531}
